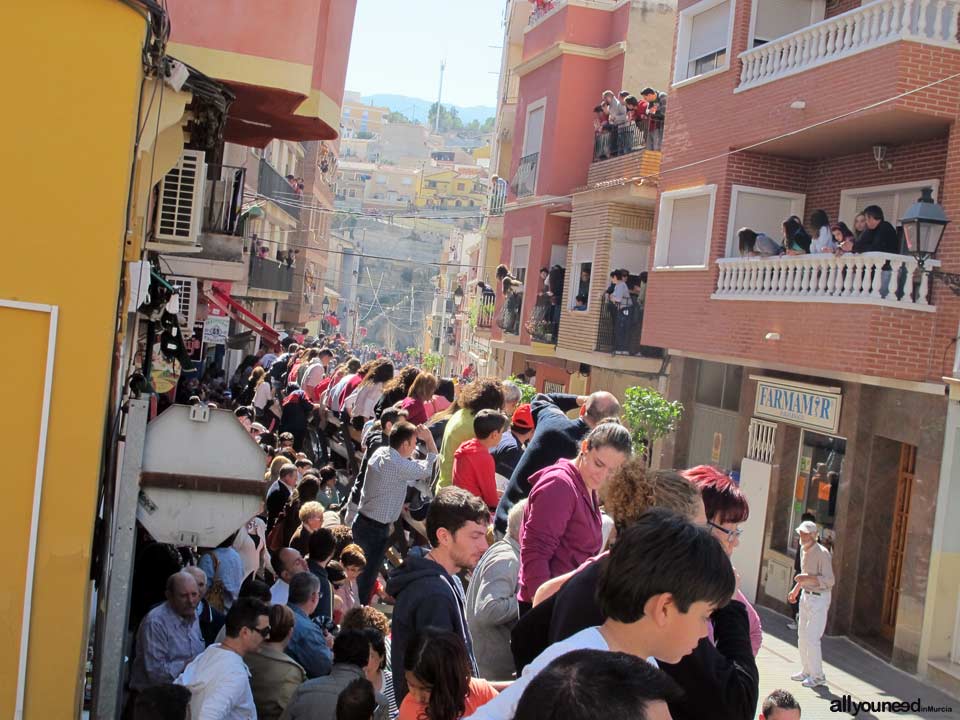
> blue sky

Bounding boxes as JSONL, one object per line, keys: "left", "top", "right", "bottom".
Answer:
{"left": 345, "top": 0, "right": 504, "bottom": 107}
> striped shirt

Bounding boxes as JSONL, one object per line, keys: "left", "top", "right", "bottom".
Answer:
{"left": 358, "top": 446, "right": 436, "bottom": 525}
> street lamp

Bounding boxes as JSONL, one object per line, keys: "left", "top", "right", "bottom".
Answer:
{"left": 900, "top": 187, "right": 960, "bottom": 294}
{"left": 453, "top": 285, "right": 464, "bottom": 306}
{"left": 321, "top": 296, "right": 330, "bottom": 313}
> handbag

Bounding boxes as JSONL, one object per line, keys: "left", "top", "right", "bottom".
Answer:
{"left": 205, "top": 552, "right": 228, "bottom": 614}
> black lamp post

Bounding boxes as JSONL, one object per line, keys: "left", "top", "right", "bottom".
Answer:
{"left": 321, "top": 296, "right": 330, "bottom": 313}
{"left": 901, "top": 187, "right": 960, "bottom": 294}
{"left": 453, "top": 286, "right": 464, "bottom": 306}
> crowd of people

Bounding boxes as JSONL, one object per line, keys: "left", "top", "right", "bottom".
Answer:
{"left": 738, "top": 206, "right": 900, "bottom": 259}
{"left": 125, "top": 336, "right": 826, "bottom": 720}
{"left": 593, "top": 87, "right": 666, "bottom": 157}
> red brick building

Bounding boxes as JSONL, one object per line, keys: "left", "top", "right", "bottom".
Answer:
{"left": 645, "top": 0, "right": 960, "bottom": 689}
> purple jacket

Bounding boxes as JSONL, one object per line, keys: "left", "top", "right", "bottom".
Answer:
{"left": 517, "top": 458, "right": 601, "bottom": 603}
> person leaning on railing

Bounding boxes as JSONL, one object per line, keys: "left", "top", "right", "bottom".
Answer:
{"left": 737, "top": 228, "right": 783, "bottom": 257}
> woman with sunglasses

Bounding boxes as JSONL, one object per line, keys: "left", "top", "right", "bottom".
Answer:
{"left": 246, "top": 604, "right": 305, "bottom": 720}
{"left": 681, "top": 465, "right": 762, "bottom": 656}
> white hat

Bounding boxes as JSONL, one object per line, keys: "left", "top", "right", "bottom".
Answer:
{"left": 795, "top": 520, "right": 818, "bottom": 535}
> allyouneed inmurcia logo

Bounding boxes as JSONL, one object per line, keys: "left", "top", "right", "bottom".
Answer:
{"left": 830, "top": 695, "right": 954, "bottom": 716}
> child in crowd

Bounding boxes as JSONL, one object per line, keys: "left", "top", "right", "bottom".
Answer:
{"left": 317, "top": 464, "right": 341, "bottom": 510}
{"left": 337, "top": 544, "right": 367, "bottom": 619}
{"left": 452, "top": 409, "right": 509, "bottom": 511}
{"left": 399, "top": 629, "right": 498, "bottom": 720}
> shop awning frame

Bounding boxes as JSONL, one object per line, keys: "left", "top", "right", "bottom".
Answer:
{"left": 204, "top": 285, "right": 281, "bottom": 349}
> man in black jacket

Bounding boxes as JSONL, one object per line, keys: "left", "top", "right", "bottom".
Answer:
{"left": 385, "top": 488, "right": 490, "bottom": 701}
{"left": 494, "top": 391, "right": 621, "bottom": 534}
{"left": 853, "top": 205, "right": 899, "bottom": 254}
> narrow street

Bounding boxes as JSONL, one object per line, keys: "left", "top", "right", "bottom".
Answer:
{"left": 755, "top": 608, "right": 957, "bottom": 719}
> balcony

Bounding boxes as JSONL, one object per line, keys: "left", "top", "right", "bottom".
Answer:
{"left": 475, "top": 291, "right": 496, "bottom": 330}
{"left": 587, "top": 121, "right": 662, "bottom": 189}
{"left": 737, "top": 0, "right": 960, "bottom": 92}
{"left": 712, "top": 253, "right": 938, "bottom": 311}
{"left": 514, "top": 152, "right": 539, "bottom": 198}
{"left": 593, "top": 121, "right": 648, "bottom": 161}
{"left": 594, "top": 295, "right": 663, "bottom": 357}
{"left": 258, "top": 157, "right": 301, "bottom": 222}
{"left": 248, "top": 254, "right": 294, "bottom": 294}
{"left": 497, "top": 291, "right": 523, "bottom": 336}
{"left": 527, "top": 298, "right": 559, "bottom": 345}
{"left": 489, "top": 178, "right": 507, "bottom": 216}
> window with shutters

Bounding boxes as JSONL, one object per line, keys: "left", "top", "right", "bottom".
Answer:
{"left": 654, "top": 185, "right": 717, "bottom": 270}
{"left": 749, "top": 0, "right": 823, "bottom": 47}
{"left": 568, "top": 242, "right": 595, "bottom": 310}
{"left": 154, "top": 150, "right": 205, "bottom": 244}
{"left": 674, "top": 0, "right": 735, "bottom": 85}
{"left": 166, "top": 276, "right": 197, "bottom": 329}
{"left": 510, "top": 238, "right": 530, "bottom": 286}
{"left": 725, "top": 186, "right": 806, "bottom": 257}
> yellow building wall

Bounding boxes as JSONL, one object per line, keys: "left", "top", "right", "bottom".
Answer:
{"left": 0, "top": 1, "right": 145, "bottom": 716}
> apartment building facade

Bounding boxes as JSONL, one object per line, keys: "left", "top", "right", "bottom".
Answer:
{"left": 644, "top": 0, "right": 960, "bottom": 693}
{"left": 483, "top": 0, "right": 676, "bottom": 399}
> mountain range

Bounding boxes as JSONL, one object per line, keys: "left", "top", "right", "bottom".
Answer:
{"left": 361, "top": 94, "right": 496, "bottom": 125}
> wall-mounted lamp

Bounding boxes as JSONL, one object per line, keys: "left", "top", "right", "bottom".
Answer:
{"left": 764, "top": 332, "right": 781, "bottom": 341}
{"left": 873, "top": 145, "right": 893, "bottom": 171}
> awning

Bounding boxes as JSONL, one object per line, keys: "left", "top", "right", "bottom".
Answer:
{"left": 204, "top": 285, "right": 281, "bottom": 350}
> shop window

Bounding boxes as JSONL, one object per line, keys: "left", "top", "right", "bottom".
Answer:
{"left": 695, "top": 361, "right": 741, "bottom": 412}
{"left": 787, "top": 431, "right": 845, "bottom": 553}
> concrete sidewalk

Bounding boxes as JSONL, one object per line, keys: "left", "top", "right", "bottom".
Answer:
{"left": 755, "top": 606, "right": 957, "bottom": 719}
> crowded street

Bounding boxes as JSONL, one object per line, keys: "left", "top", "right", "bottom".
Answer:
{"left": 6, "top": 1, "right": 960, "bottom": 719}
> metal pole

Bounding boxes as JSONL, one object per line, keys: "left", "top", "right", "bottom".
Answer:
{"left": 90, "top": 397, "right": 149, "bottom": 719}
{"left": 434, "top": 60, "right": 446, "bottom": 134}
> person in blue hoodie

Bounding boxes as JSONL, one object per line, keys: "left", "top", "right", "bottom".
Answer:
{"left": 386, "top": 487, "right": 491, "bottom": 702}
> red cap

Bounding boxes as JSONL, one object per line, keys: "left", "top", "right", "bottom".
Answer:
{"left": 511, "top": 403, "right": 534, "bottom": 430}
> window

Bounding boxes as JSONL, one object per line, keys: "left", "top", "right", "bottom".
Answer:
{"left": 376, "top": 175, "right": 387, "bottom": 184}
{"left": 695, "top": 361, "right": 741, "bottom": 411}
{"left": 568, "top": 242, "right": 595, "bottom": 310}
{"left": 523, "top": 99, "right": 546, "bottom": 157}
{"left": 426, "top": 180, "right": 438, "bottom": 189}
{"left": 725, "top": 185, "right": 806, "bottom": 257}
{"left": 675, "top": 0, "right": 735, "bottom": 84}
{"left": 610, "top": 228, "right": 651, "bottom": 276}
{"left": 654, "top": 185, "right": 717, "bottom": 269}
{"left": 457, "top": 183, "right": 466, "bottom": 191}
{"left": 510, "top": 237, "right": 530, "bottom": 286}
{"left": 839, "top": 180, "right": 940, "bottom": 235}
{"left": 750, "top": 0, "right": 823, "bottom": 46}
{"left": 544, "top": 381, "right": 566, "bottom": 394}
{"left": 402, "top": 177, "right": 413, "bottom": 186}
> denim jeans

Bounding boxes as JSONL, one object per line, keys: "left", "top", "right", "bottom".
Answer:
{"left": 352, "top": 513, "right": 392, "bottom": 604}
{"left": 614, "top": 305, "right": 632, "bottom": 353}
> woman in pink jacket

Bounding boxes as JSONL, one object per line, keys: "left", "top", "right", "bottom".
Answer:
{"left": 517, "top": 421, "right": 632, "bottom": 611}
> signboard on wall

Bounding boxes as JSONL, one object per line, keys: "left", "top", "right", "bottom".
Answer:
{"left": 202, "top": 316, "right": 229, "bottom": 345}
{"left": 751, "top": 376, "right": 842, "bottom": 434}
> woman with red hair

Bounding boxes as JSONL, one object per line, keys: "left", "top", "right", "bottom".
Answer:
{"left": 681, "top": 465, "right": 763, "bottom": 656}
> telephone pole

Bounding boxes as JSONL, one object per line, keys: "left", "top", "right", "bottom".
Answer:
{"left": 434, "top": 59, "right": 446, "bottom": 134}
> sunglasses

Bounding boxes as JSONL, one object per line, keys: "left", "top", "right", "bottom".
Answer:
{"left": 250, "top": 625, "right": 272, "bottom": 638}
{"left": 708, "top": 521, "right": 743, "bottom": 541}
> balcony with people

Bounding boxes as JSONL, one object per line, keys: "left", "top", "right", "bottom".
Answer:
{"left": 246, "top": 235, "right": 295, "bottom": 295}
{"left": 588, "top": 87, "right": 664, "bottom": 186}
{"left": 644, "top": 168, "right": 959, "bottom": 384}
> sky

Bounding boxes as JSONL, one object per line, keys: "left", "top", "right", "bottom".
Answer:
{"left": 345, "top": 0, "right": 505, "bottom": 108}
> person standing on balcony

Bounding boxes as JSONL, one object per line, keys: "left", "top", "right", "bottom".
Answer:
{"left": 809, "top": 210, "right": 833, "bottom": 254}
{"left": 782, "top": 217, "right": 812, "bottom": 256}
{"left": 610, "top": 270, "right": 632, "bottom": 355}
{"left": 738, "top": 228, "right": 783, "bottom": 257}
{"left": 853, "top": 205, "right": 900, "bottom": 297}
{"left": 830, "top": 223, "right": 856, "bottom": 255}
{"left": 602, "top": 91, "right": 627, "bottom": 155}
{"left": 641, "top": 88, "right": 666, "bottom": 151}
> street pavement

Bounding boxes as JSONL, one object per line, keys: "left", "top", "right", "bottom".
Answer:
{"left": 755, "top": 606, "right": 958, "bottom": 719}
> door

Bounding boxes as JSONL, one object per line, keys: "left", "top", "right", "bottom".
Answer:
{"left": 688, "top": 405, "right": 739, "bottom": 469}
{"left": 881, "top": 443, "right": 915, "bottom": 640}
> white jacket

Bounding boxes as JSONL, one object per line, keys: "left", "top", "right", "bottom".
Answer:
{"left": 176, "top": 644, "right": 256, "bottom": 720}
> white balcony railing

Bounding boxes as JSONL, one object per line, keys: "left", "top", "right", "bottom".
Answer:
{"left": 737, "top": 0, "right": 960, "bottom": 91}
{"left": 712, "top": 252, "right": 939, "bottom": 311}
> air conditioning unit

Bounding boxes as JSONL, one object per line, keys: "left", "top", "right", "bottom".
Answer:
{"left": 155, "top": 149, "right": 206, "bottom": 245}
{"left": 166, "top": 276, "right": 198, "bottom": 329}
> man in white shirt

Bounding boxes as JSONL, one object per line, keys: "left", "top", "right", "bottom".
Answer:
{"left": 788, "top": 520, "right": 835, "bottom": 688}
{"left": 466, "top": 510, "right": 736, "bottom": 720}
{"left": 270, "top": 547, "right": 308, "bottom": 605}
{"left": 176, "top": 597, "right": 270, "bottom": 720}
